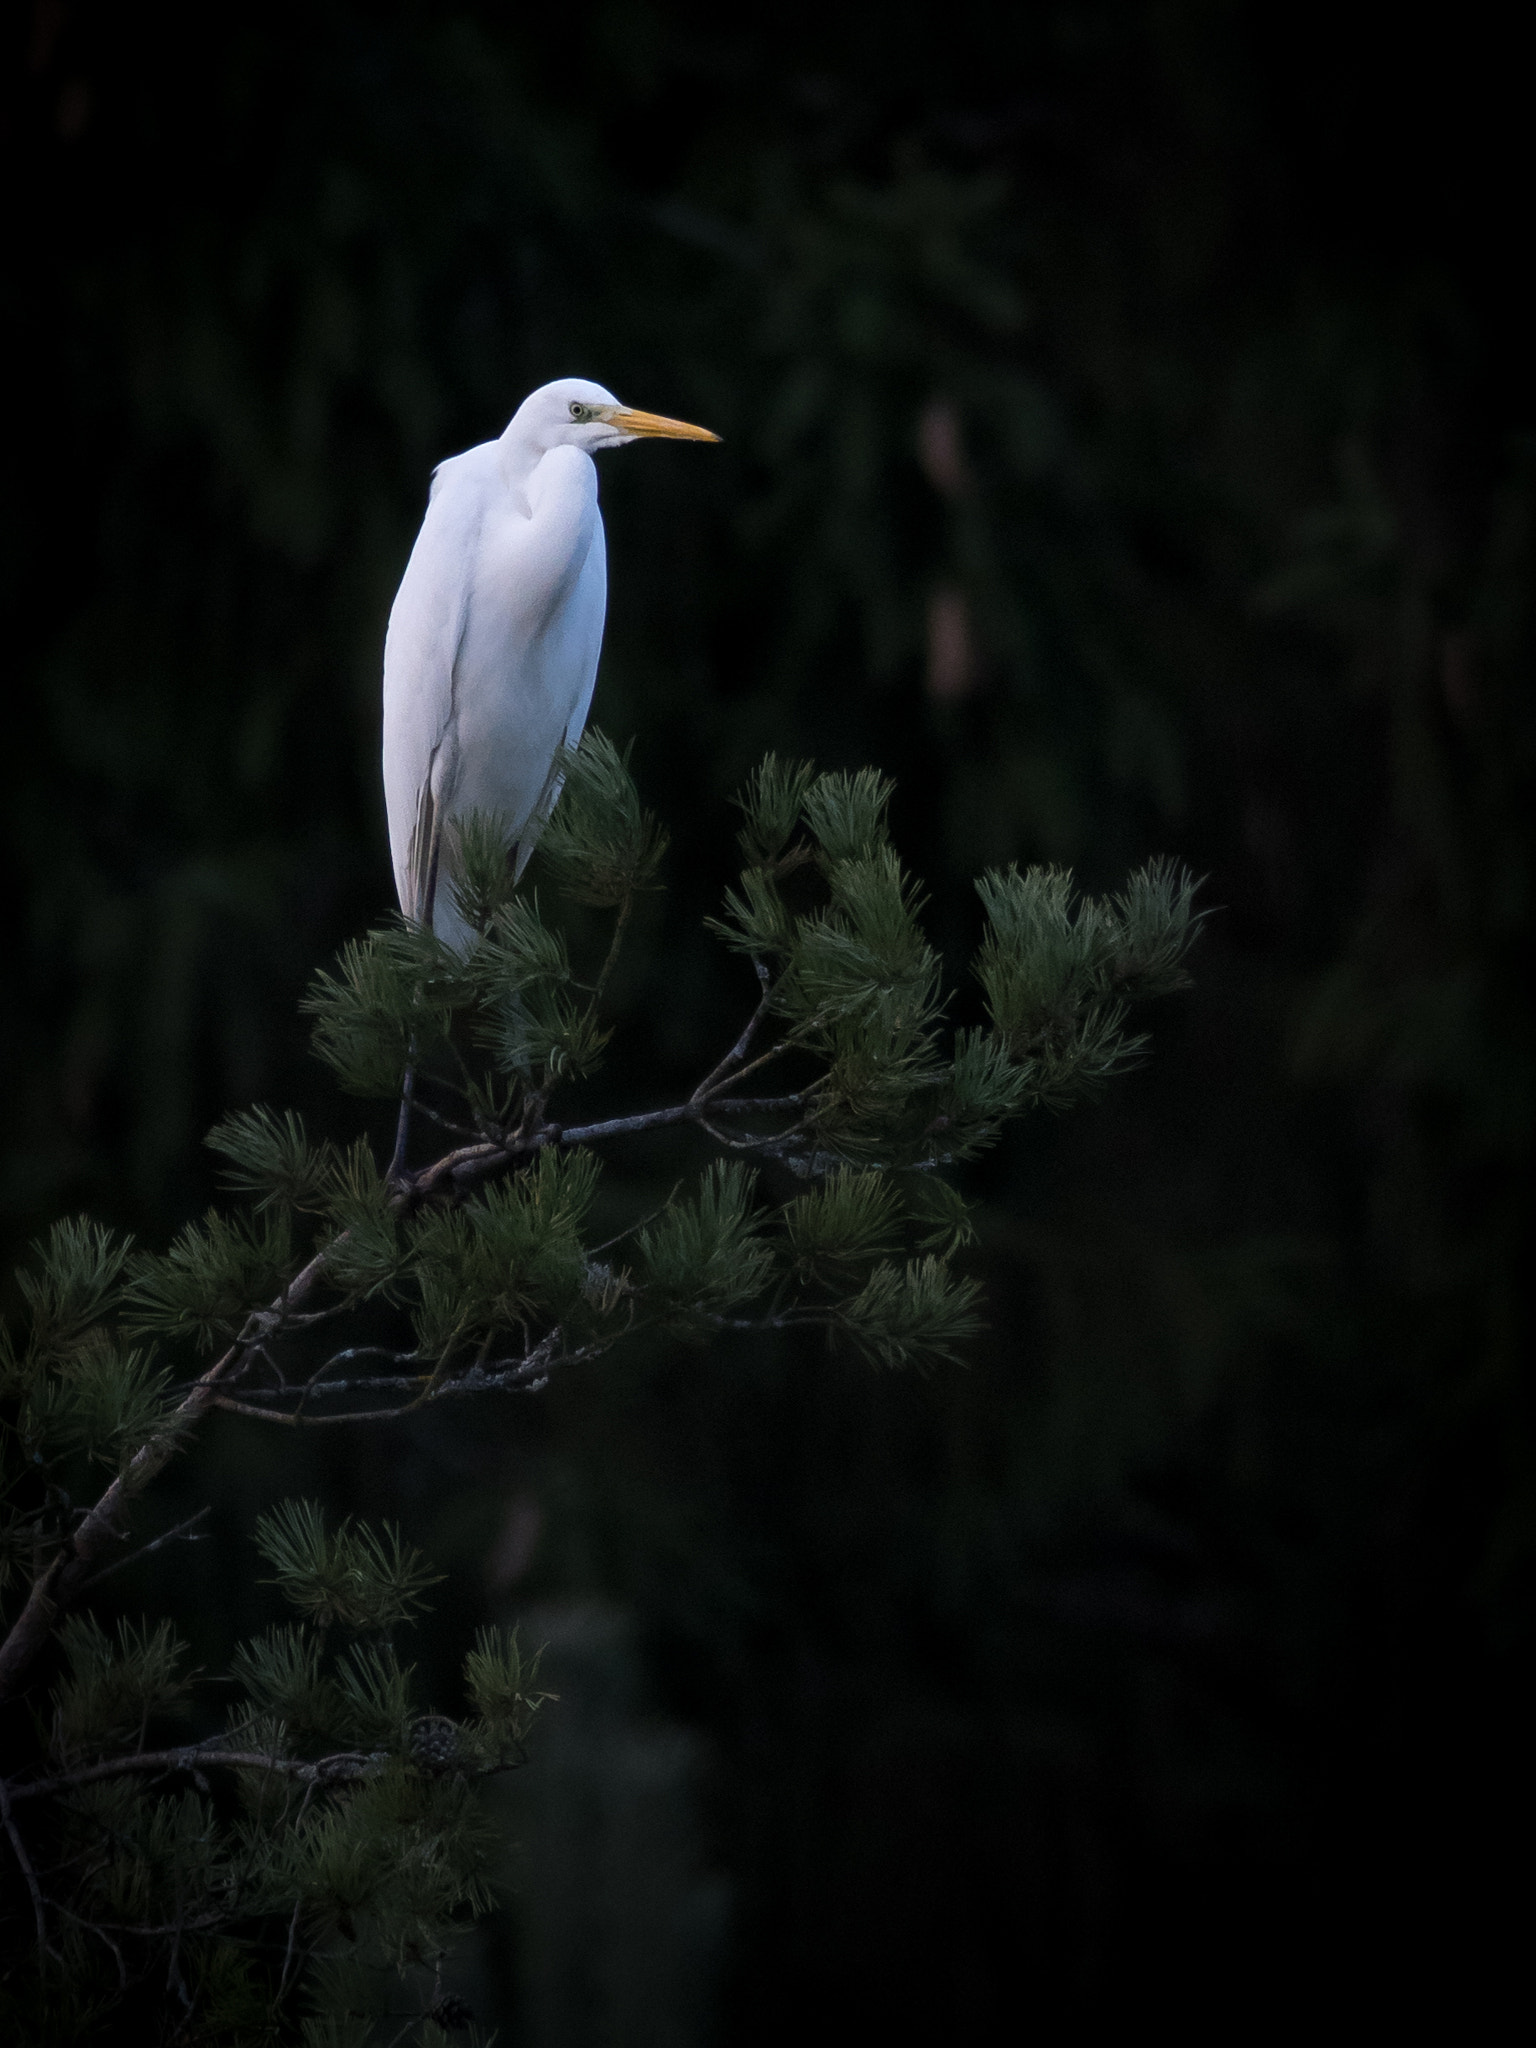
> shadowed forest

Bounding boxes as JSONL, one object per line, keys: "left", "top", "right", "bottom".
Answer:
{"left": 5, "top": 0, "right": 1531, "bottom": 2034}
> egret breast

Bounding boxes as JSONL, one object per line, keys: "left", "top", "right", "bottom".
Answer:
{"left": 443, "top": 446, "right": 605, "bottom": 845}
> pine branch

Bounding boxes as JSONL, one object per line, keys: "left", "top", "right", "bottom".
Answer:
{"left": 399, "top": 1088, "right": 806, "bottom": 1204}
{"left": 0, "top": 1080, "right": 800, "bottom": 1703}
{"left": 0, "top": 747, "right": 1200, "bottom": 1771}
{"left": 0, "top": 746, "right": 1203, "bottom": 2042}
{"left": 5, "top": 1742, "right": 394, "bottom": 1803}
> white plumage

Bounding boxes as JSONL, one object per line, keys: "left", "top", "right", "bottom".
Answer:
{"left": 382, "top": 377, "right": 718, "bottom": 951}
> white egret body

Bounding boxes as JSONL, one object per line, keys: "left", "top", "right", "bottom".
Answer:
{"left": 383, "top": 377, "right": 718, "bottom": 950}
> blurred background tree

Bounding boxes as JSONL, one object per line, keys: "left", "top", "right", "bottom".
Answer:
{"left": 3, "top": 0, "right": 1530, "bottom": 2036}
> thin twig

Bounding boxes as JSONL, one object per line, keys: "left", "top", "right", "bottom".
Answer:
{"left": 307, "top": 1345, "right": 425, "bottom": 1377}
{"left": 166, "top": 1899, "right": 190, "bottom": 2011}
{"left": 691, "top": 957, "right": 774, "bottom": 1100}
{"left": 78, "top": 1508, "right": 213, "bottom": 1592}
{"left": 52, "top": 1901, "right": 127, "bottom": 1987}
{"left": 591, "top": 888, "right": 636, "bottom": 1007}
{"left": 208, "top": 1341, "right": 568, "bottom": 1426}
{"left": 284, "top": 1359, "right": 553, "bottom": 1399}
{"left": 0, "top": 1775, "right": 52, "bottom": 1955}
{"left": 246, "top": 1307, "right": 344, "bottom": 1334}
{"left": 410, "top": 1098, "right": 481, "bottom": 1141}
{"left": 209, "top": 1395, "right": 426, "bottom": 1429}
{"left": 708, "top": 1312, "right": 829, "bottom": 1331}
{"left": 696, "top": 1113, "right": 808, "bottom": 1154}
{"left": 554, "top": 1092, "right": 803, "bottom": 1148}
{"left": 238, "top": 1340, "right": 283, "bottom": 1389}
{"left": 388, "top": 1054, "right": 418, "bottom": 1185}
{"left": 275, "top": 1782, "right": 317, "bottom": 2000}
{"left": 288, "top": 1344, "right": 425, "bottom": 1424}
{"left": 589, "top": 1188, "right": 681, "bottom": 1256}
{"left": 699, "top": 1038, "right": 790, "bottom": 1097}
{"left": 52, "top": 1901, "right": 234, "bottom": 1940}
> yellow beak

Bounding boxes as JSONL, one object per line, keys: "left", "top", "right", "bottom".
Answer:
{"left": 608, "top": 405, "right": 722, "bottom": 443}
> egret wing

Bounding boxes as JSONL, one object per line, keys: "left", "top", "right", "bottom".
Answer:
{"left": 381, "top": 447, "right": 495, "bottom": 919}
{"left": 510, "top": 501, "right": 608, "bottom": 879}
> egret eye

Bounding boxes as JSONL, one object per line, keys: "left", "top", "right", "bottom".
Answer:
{"left": 569, "top": 401, "right": 587, "bottom": 421}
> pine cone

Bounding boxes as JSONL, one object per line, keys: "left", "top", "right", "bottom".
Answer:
{"left": 409, "top": 1714, "right": 460, "bottom": 1772}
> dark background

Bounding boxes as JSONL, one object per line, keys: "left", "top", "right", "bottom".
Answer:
{"left": 5, "top": 1, "right": 1532, "bottom": 2035}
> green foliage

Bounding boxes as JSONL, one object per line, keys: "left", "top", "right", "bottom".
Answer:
{"left": 317, "top": 1140, "right": 401, "bottom": 1298}
{"left": 802, "top": 767, "right": 896, "bottom": 865}
{"left": 9, "top": 1219, "right": 133, "bottom": 1370}
{"left": 637, "top": 1162, "right": 774, "bottom": 1329}
{"left": 898, "top": 1170, "right": 980, "bottom": 1257}
{"left": 292, "top": 739, "right": 1199, "bottom": 1196}
{"left": 206, "top": 1106, "right": 335, "bottom": 1213}
{"left": 407, "top": 1148, "right": 600, "bottom": 1355}
{"left": 254, "top": 1501, "right": 442, "bottom": 1632}
{"left": 50, "top": 1614, "right": 191, "bottom": 1761}
{"left": 735, "top": 753, "right": 817, "bottom": 866}
{"left": 4, "top": 1495, "right": 547, "bottom": 2044}
{"left": 125, "top": 1205, "right": 295, "bottom": 1351}
{"left": 467, "top": 894, "right": 611, "bottom": 1081}
{"left": 462, "top": 1625, "right": 545, "bottom": 1747}
{"left": 301, "top": 2015, "right": 376, "bottom": 2048}
{"left": 1110, "top": 858, "right": 1205, "bottom": 995}
{"left": 976, "top": 863, "right": 1109, "bottom": 1044}
{"left": 444, "top": 809, "right": 521, "bottom": 937}
{"left": 330, "top": 1643, "right": 415, "bottom": 1749}
{"left": 789, "top": 850, "right": 938, "bottom": 1030}
{"left": 229, "top": 1624, "right": 330, "bottom": 1732}
{"left": 535, "top": 731, "right": 668, "bottom": 908}
{"left": 712, "top": 756, "right": 1199, "bottom": 1172}
{"left": 68, "top": 1781, "right": 223, "bottom": 1933}
{"left": 713, "top": 861, "right": 799, "bottom": 958}
{"left": 784, "top": 1167, "right": 902, "bottom": 1277}
{"left": 20, "top": 1339, "right": 173, "bottom": 1472}
{"left": 301, "top": 731, "right": 657, "bottom": 1099}
{"left": 303, "top": 923, "right": 470, "bottom": 1099}
{"left": 837, "top": 1256, "right": 983, "bottom": 1370}
{"left": 974, "top": 859, "right": 1200, "bottom": 1106}
{"left": 934, "top": 1027, "right": 1034, "bottom": 1156}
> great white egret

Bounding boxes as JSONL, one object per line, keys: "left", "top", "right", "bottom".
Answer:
{"left": 382, "top": 377, "right": 720, "bottom": 951}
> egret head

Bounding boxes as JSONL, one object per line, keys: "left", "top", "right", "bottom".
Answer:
{"left": 510, "top": 377, "right": 721, "bottom": 455}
